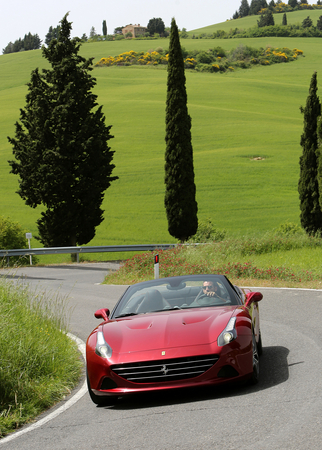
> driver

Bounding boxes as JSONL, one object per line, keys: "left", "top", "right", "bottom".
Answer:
{"left": 202, "top": 281, "right": 218, "bottom": 297}
{"left": 189, "top": 280, "right": 228, "bottom": 307}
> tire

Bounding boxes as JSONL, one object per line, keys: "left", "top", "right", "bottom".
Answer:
{"left": 86, "top": 372, "right": 118, "bottom": 406}
{"left": 249, "top": 332, "right": 260, "bottom": 385}
{"left": 257, "top": 330, "right": 263, "bottom": 356}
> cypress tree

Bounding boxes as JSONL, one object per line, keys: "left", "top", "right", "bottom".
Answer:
{"left": 298, "top": 72, "right": 322, "bottom": 235}
{"left": 102, "top": 20, "right": 107, "bottom": 36}
{"left": 8, "top": 14, "right": 118, "bottom": 247}
{"left": 316, "top": 116, "right": 322, "bottom": 216}
{"left": 164, "top": 18, "right": 198, "bottom": 242}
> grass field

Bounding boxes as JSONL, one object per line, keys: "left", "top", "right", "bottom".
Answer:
{"left": 190, "top": 9, "right": 322, "bottom": 35}
{"left": 1, "top": 12, "right": 322, "bottom": 263}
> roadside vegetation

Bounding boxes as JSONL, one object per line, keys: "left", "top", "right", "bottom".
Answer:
{"left": 105, "top": 222, "right": 322, "bottom": 289}
{"left": 0, "top": 216, "right": 38, "bottom": 267}
{"left": 0, "top": 279, "right": 82, "bottom": 437}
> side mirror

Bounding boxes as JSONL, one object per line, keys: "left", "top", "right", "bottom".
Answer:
{"left": 94, "top": 308, "right": 110, "bottom": 321}
{"left": 244, "top": 292, "right": 263, "bottom": 308}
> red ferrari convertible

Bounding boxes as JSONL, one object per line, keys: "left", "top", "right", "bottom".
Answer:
{"left": 86, "top": 274, "right": 263, "bottom": 405}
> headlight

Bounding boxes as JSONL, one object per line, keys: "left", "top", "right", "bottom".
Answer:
{"left": 95, "top": 330, "right": 112, "bottom": 358}
{"left": 217, "top": 317, "right": 237, "bottom": 347}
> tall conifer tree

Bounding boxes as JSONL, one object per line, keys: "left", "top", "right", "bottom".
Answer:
{"left": 239, "top": 0, "right": 250, "bottom": 17}
{"left": 102, "top": 20, "right": 107, "bottom": 36}
{"left": 8, "top": 14, "right": 118, "bottom": 247}
{"left": 298, "top": 72, "right": 322, "bottom": 235}
{"left": 164, "top": 18, "right": 198, "bottom": 242}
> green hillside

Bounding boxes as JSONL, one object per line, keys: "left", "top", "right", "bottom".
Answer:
{"left": 1, "top": 12, "right": 322, "bottom": 254}
{"left": 190, "top": 9, "right": 322, "bottom": 34}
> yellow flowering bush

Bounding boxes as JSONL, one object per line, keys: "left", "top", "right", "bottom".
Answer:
{"left": 274, "top": 2, "right": 292, "bottom": 13}
{"left": 95, "top": 45, "right": 303, "bottom": 73}
{"left": 184, "top": 57, "right": 197, "bottom": 68}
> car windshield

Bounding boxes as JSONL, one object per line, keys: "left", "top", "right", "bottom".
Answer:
{"left": 112, "top": 275, "right": 240, "bottom": 318}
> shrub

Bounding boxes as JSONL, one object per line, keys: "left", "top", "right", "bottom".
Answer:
{"left": 95, "top": 45, "right": 303, "bottom": 74}
{"left": 302, "top": 16, "right": 313, "bottom": 28}
{"left": 213, "top": 46, "right": 226, "bottom": 58}
{"left": 0, "top": 216, "right": 27, "bottom": 250}
{"left": 189, "top": 218, "right": 226, "bottom": 243}
{"left": 197, "top": 51, "right": 213, "bottom": 64}
{"left": 275, "top": 221, "right": 304, "bottom": 236}
{"left": 0, "top": 217, "right": 39, "bottom": 266}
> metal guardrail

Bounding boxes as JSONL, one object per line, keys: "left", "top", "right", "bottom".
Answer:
{"left": 0, "top": 244, "right": 177, "bottom": 264}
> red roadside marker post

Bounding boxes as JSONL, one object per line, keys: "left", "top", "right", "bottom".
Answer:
{"left": 154, "top": 254, "right": 159, "bottom": 279}
{"left": 25, "top": 232, "right": 32, "bottom": 266}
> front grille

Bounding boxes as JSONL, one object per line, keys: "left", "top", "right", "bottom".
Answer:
{"left": 111, "top": 354, "right": 219, "bottom": 383}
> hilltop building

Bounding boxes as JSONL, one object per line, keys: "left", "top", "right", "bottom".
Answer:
{"left": 122, "top": 24, "right": 147, "bottom": 38}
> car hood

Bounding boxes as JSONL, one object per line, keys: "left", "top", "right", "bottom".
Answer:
{"left": 103, "top": 307, "right": 237, "bottom": 354}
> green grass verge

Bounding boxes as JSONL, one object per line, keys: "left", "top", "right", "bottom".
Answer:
{"left": 0, "top": 279, "right": 82, "bottom": 437}
{"left": 105, "top": 229, "right": 322, "bottom": 289}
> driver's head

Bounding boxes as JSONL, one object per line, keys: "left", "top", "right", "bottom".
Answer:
{"left": 202, "top": 281, "right": 217, "bottom": 292}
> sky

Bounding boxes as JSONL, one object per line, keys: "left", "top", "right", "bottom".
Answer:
{"left": 0, "top": 0, "right": 241, "bottom": 52}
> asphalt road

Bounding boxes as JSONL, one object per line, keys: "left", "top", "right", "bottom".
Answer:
{"left": 1, "top": 264, "right": 322, "bottom": 450}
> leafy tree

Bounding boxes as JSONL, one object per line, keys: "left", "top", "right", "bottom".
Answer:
{"left": 298, "top": 72, "right": 322, "bottom": 235}
{"left": 282, "top": 13, "right": 287, "bottom": 25}
{"left": 102, "top": 20, "right": 107, "bottom": 36}
{"left": 2, "top": 33, "right": 41, "bottom": 54}
{"left": 8, "top": 14, "right": 118, "bottom": 247}
{"left": 258, "top": 9, "right": 275, "bottom": 26}
{"left": 239, "top": 0, "right": 250, "bottom": 17}
{"left": 114, "top": 26, "right": 124, "bottom": 34}
{"left": 317, "top": 15, "right": 322, "bottom": 30}
{"left": 147, "top": 17, "right": 165, "bottom": 36}
{"left": 89, "top": 26, "right": 97, "bottom": 38}
{"left": 45, "top": 25, "right": 60, "bottom": 46}
{"left": 250, "top": 0, "right": 268, "bottom": 15}
{"left": 302, "top": 16, "right": 313, "bottom": 28}
{"left": 288, "top": 0, "right": 298, "bottom": 7}
{"left": 180, "top": 28, "right": 189, "bottom": 38}
{"left": 164, "top": 18, "right": 198, "bottom": 242}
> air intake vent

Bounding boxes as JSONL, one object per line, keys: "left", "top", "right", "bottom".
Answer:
{"left": 111, "top": 354, "right": 219, "bottom": 383}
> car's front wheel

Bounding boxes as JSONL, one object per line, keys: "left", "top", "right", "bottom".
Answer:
{"left": 86, "top": 372, "right": 118, "bottom": 406}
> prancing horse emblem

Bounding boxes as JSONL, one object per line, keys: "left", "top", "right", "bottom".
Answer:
{"left": 161, "top": 364, "right": 169, "bottom": 375}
